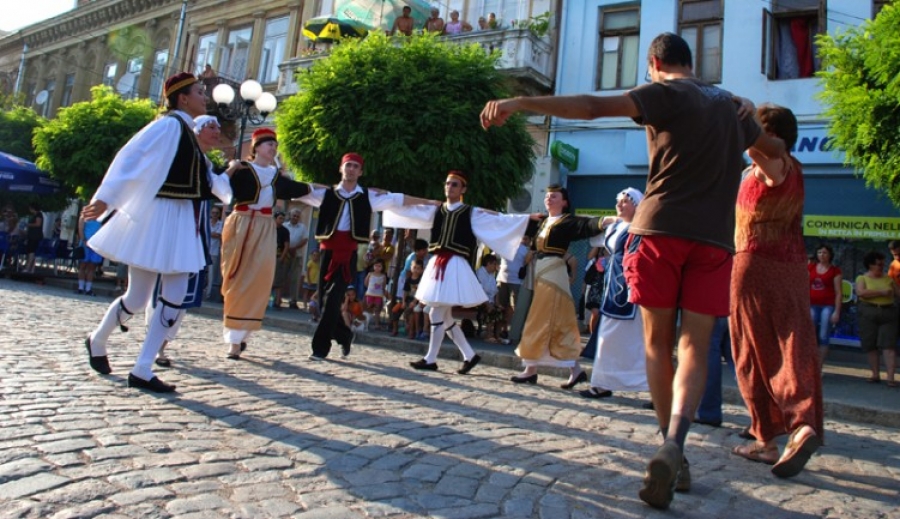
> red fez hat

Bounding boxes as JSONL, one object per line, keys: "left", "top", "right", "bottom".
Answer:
{"left": 164, "top": 72, "right": 198, "bottom": 98}
{"left": 447, "top": 170, "right": 468, "bottom": 185}
{"left": 251, "top": 128, "right": 277, "bottom": 149}
{"left": 341, "top": 153, "right": 364, "bottom": 167}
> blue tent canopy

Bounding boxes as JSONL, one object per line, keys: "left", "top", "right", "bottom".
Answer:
{"left": 0, "top": 151, "right": 61, "bottom": 195}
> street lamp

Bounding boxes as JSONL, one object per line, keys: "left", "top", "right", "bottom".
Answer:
{"left": 211, "top": 79, "right": 278, "bottom": 159}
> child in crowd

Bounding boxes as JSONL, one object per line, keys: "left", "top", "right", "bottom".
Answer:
{"left": 341, "top": 286, "right": 365, "bottom": 332}
{"left": 364, "top": 259, "right": 387, "bottom": 329}
{"left": 115, "top": 262, "right": 128, "bottom": 294}
{"left": 303, "top": 249, "right": 321, "bottom": 312}
{"left": 402, "top": 259, "right": 425, "bottom": 339}
{"left": 475, "top": 254, "right": 503, "bottom": 343}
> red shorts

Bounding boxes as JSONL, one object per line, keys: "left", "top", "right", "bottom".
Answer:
{"left": 623, "top": 234, "right": 732, "bottom": 316}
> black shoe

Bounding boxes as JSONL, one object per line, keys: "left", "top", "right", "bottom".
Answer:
{"left": 341, "top": 342, "right": 351, "bottom": 359}
{"left": 410, "top": 359, "right": 438, "bottom": 371}
{"left": 226, "top": 353, "right": 241, "bottom": 360}
{"left": 579, "top": 387, "right": 613, "bottom": 399}
{"left": 127, "top": 374, "right": 176, "bottom": 393}
{"left": 84, "top": 290, "right": 96, "bottom": 296}
{"left": 738, "top": 427, "right": 756, "bottom": 440}
{"left": 561, "top": 370, "right": 588, "bottom": 389}
{"left": 457, "top": 354, "right": 481, "bottom": 374}
{"left": 642, "top": 402, "right": 655, "bottom": 410}
{"left": 510, "top": 374, "right": 538, "bottom": 384}
{"left": 289, "top": 302, "right": 299, "bottom": 310}
{"left": 85, "top": 336, "right": 112, "bottom": 375}
{"left": 240, "top": 342, "right": 247, "bottom": 352}
{"left": 695, "top": 418, "right": 722, "bottom": 428}
{"left": 76, "top": 288, "right": 83, "bottom": 295}
{"left": 155, "top": 357, "right": 172, "bottom": 368}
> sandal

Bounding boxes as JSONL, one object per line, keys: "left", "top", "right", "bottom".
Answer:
{"left": 772, "top": 426, "right": 821, "bottom": 478}
{"left": 866, "top": 377, "right": 881, "bottom": 384}
{"left": 731, "top": 443, "right": 779, "bottom": 465}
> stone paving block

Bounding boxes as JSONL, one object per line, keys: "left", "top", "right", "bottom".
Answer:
{"left": 0, "top": 457, "right": 53, "bottom": 483}
{"left": 36, "top": 438, "right": 96, "bottom": 455}
{"left": 109, "top": 486, "right": 174, "bottom": 506}
{"left": 0, "top": 472, "right": 70, "bottom": 499}
{"left": 46, "top": 500, "right": 117, "bottom": 519}
{"left": 107, "top": 467, "right": 185, "bottom": 489}
{"left": 165, "top": 493, "right": 232, "bottom": 515}
{"left": 237, "top": 455, "right": 293, "bottom": 472}
{"left": 401, "top": 462, "right": 444, "bottom": 483}
{"left": 179, "top": 461, "right": 238, "bottom": 479}
{"left": 293, "top": 506, "right": 366, "bottom": 519}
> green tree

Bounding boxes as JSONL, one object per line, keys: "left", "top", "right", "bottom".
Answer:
{"left": 817, "top": 4, "right": 900, "bottom": 206}
{"left": 33, "top": 85, "right": 157, "bottom": 200}
{"left": 277, "top": 32, "right": 535, "bottom": 209}
{"left": 0, "top": 105, "right": 45, "bottom": 161}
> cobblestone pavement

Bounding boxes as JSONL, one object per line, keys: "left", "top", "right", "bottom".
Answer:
{"left": 1, "top": 279, "right": 899, "bottom": 519}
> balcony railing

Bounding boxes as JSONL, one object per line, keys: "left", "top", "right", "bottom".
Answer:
{"left": 277, "top": 28, "right": 554, "bottom": 98}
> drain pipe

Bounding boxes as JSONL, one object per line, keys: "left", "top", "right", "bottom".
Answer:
{"left": 14, "top": 38, "right": 27, "bottom": 96}
{"left": 169, "top": 0, "right": 189, "bottom": 76}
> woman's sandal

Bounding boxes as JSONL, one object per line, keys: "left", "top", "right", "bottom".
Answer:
{"left": 731, "top": 443, "right": 779, "bottom": 465}
{"left": 771, "top": 426, "right": 821, "bottom": 478}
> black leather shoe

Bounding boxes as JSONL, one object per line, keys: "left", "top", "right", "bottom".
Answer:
{"left": 457, "top": 354, "right": 481, "bottom": 374}
{"left": 580, "top": 387, "right": 613, "bottom": 399}
{"left": 155, "top": 357, "right": 172, "bottom": 368}
{"left": 560, "top": 370, "right": 588, "bottom": 389}
{"left": 510, "top": 374, "right": 538, "bottom": 384}
{"left": 85, "top": 337, "right": 112, "bottom": 375}
{"left": 226, "top": 353, "right": 241, "bottom": 361}
{"left": 127, "top": 374, "right": 176, "bottom": 393}
{"left": 410, "top": 359, "right": 438, "bottom": 371}
{"left": 341, "top": 340, "right": 352, "bottom": 359}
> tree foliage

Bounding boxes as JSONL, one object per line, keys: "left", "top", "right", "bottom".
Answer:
{"left": 817, "top": 4, "right": 900, "bottom": 206}
{"left": 277, "top": 32, "right": 535, "bottom": 209}
{"left": 33, "top": 85, "right": 157, "bottom": 201}
{"left": 0, "top": 105, "right": 45, "bottom": 161}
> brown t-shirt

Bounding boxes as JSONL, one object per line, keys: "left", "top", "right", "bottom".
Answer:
{"left": 626, "top": 78, "right": 761, "bottom": 252}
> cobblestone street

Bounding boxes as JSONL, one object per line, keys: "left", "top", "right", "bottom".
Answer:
{"left": 1, "top": 279, "right": 899, "bottom": 518}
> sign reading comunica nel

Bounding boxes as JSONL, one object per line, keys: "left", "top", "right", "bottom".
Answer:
{"left": 804, "top": 215, "right": 900, "bottom": 240}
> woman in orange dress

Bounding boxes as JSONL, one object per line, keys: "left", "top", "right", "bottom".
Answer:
{"left": 729, "top": 104, "right": 823, "bottom": 478}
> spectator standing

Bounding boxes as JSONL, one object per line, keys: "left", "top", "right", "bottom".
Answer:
{"left": 401, "top": 259, "right": 425, "bottom": 338}
{"left": 76, "top": 214, "right": 103, "bottom": 296}
{"left": 855, "top": 250, "right": 898, "bottom": 386}
{"left": 475, "top": 254, "right": 503, "bottom": 342}
{"left": 480, "top": 32, "right": 784, "bottom": 509}
{"left": 283, "top": 208, "right": 309, "bottom": 309}
{"left": 442, "top": 10, "right": 472, "bottom": 35}
{"left": 497, "top": 235, "right": 528, "bottom": 338}
{"left": 303, "top": 249, "right": 321, "bottom": 313}
{"left": 364, "top": 259, "right": 388, "bottom": 329}
{"left": 24, "top": 203, "right": 43, "bottom": 273}
{"left": 809, "top": 243, "right": 842, "bottom": 371}
{"left": 695, "top": 317, "right": 732, "bottom": 427}
{"left": 729, "top": 104, "right": 823, "bottom": 479}
{"left": 207, "top": 205, "right": 223, "bottom": 300}
{"left": 271, "top": 211, "right": 291, "bottom": 310}
{"left": 424, "top": 8, "right": 445, "bottom": 33}
{"left": 391, "top": 6, "right": 415, "bottom": 36}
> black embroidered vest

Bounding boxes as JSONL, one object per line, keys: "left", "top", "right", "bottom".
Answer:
{"left": 429, "top": 204, "right": 476, "bottom": 258}
{"left": 230, "top": 162, "right": 277, "bottom": 206}
{"left": 157, "top": 114, "right": 210, "bottom": 200}
{"left": 315, "top": 188, "right": 372, "bottom": 243}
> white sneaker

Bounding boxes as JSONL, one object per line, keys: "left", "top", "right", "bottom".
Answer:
{"left": 308, "top": 354, "right": 324, "bottom": 362}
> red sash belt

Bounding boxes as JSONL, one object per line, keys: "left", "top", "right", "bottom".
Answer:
{"left": 320, "top": 230, "right": 358, "bottom": 282}
{"left": 432, "top": 249, "right": 457, "bottom": 281}
{"left": 234, "top": 205, "right": 272, "bottom": 214}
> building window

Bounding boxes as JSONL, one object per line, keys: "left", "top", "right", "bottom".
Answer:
{"left": 25, "top": 82, "right": 36, "bottom": 106}
{"left": 61, "top": 73, "right": 75, "bottom": 107}
{"left": 678, "top": 0, "right": 722, "bottom": 83}
{"left": 762, "top": 0, "right": 825, "bottom": 80}
{"left": 597, "top": 6, "right": 640, "bottom": 91}
{"left": 42, "top": 79, "right": 55, "bottom": 117}
{"left": 258, "top": 16, "right": 289, "bottom": 84}
{"left": 195, "top": 32, "right": 217, "bottom": 76}
{"left": 149, "top": 49, "right": 168, "bottom": 103}
{"left": 873, "top": 0, "right": 893, "bottom": 18}
{"left": 103, "top": 62, "right": 117, "bottom": 86}
{"left": 219, "top": 26, "right": 253, "bottom": 81}
{"left": 317, "top": 0, "right": 334, "bottom": 17}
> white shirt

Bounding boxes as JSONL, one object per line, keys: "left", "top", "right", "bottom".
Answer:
{"left": 284, "top": 220, "right": 307, "bottom": 249}
{"left": 476, "top": 266, "right": 499, "bottom": 301}
{"left": 300, "top": 184, "right": 404, "bottom": 230}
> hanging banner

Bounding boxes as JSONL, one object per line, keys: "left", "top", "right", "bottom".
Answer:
{"left": 803, "top": 215, "right": 900, "bottom": 239}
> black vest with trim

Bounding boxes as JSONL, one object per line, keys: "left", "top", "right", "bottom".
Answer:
{"left": 157, "top": 113, "right": 211, "bottom": 200}
{"left": 429, "top": 204, "right": 476, "bottom": 258}
{"left": 230, "top": 162, "right": 276, "bottom": 206}
{"left": 315, "top": 188, "right": 372, "bottom": 243}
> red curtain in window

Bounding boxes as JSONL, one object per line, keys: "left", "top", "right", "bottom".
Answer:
{"left": 790, "top": 17, "right": 814, "bottom": 78}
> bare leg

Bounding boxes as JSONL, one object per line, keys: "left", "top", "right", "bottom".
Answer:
{"left": 867, "top": 350, "right": 881, "bottom": 380}
{"left": 884, "top": 349, "right": 896, "bottom": 384}
{"left": 641, "top": 306, "right": 678, "bottom": 431}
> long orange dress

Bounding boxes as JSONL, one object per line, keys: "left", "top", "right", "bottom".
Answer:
{"left": 729, "top": 155, "right": 824, "bottom": 442}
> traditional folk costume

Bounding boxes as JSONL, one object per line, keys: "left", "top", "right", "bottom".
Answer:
{"left": 584, "top": 188, "right": 648, "bottom": 394}
{"left": 298, "top": 153, "right": 407, "bottom": 359}
{"left": 516, "top": 212, "right": 604, "bottom": 370}
{"left": 85, "top": 73, "right": 232, "bottom": 390}
{"left": 221, "top": 129, "right": 311, "bottom": 348}
{"left": 384, "top": 172, "right": 529, "bottom": 372}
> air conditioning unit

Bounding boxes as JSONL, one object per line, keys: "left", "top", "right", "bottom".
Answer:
{"left": 507, "top": 156, "right": 557, "bottom": 214}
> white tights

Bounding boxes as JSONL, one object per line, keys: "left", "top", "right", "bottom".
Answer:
{"left": 423, "top": 305, "right": 475, "bottom": 364}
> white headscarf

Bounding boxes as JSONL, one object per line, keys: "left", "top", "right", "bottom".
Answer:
{"left": 193, "top": 115, "right": 220, "bottom": 135}
{"left": 617, "top": 187, "right": 644, "bottom": 206}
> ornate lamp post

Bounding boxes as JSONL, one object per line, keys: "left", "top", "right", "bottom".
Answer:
{"left": 211, "top": 79, "right": 278, "bottom": 159}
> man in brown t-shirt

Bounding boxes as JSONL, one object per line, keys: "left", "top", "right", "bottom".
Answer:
{"left": 480, "top": 32, "right": 785, "bottom": 510}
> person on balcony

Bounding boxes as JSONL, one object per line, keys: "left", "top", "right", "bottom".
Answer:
{"left": 424, "top": 8, "right": 444, "bottom": 33}
{"left": 391, "top": 6, "right": 415, "bottom": 36}
{"left": 442, "top": 11, "right": 472, "bottom": 35}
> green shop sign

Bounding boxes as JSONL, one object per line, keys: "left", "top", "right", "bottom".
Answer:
{"left": 803, "top": 215, "right": 900, "bottom": 239}
{"left": 551, "top": 140, "right": 579, "bottom": 171}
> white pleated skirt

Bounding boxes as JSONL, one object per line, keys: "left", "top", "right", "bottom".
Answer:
{"left": 88, "top": 198, "right": 206, "bottom": 274}
{"left": 416, "top": 255, "right": 488, "bottom": 308}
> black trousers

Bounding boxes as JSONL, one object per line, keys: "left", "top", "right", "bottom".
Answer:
{"left": 311, "top": 249, "right": 354, "bottom": 358}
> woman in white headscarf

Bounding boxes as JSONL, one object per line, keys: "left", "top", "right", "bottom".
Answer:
{"left": 578, "top": 187, "right": 649, "bottom": 399}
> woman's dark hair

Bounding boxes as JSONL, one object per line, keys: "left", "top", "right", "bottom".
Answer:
{"left": 165, "top": 82, "right": 196, "bottom": 111}
{"left": 816, "top": 244, "right": 834, "bottom": 263}
{"left": 546, "top": 183, "right": 573, "bottom": 214}
{"left": 863, "top": 250, "right": 885, "bottom": 269}
{"left": 757, "top": 104, "right": 798, "bottom": 150}
{"left": 647, "top": 32, "right": 693, "bottom": 69}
